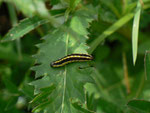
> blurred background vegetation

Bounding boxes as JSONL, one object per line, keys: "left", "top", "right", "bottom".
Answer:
{"left": 0, "top": 0, "right": 150, "bottom": 113}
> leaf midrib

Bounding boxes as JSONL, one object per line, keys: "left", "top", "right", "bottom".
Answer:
{"left": 60, "top": 33, "right": 69, "bottom": 113}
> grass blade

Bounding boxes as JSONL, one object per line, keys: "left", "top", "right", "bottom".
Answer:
{"left": 1, "top": 16, "right": 48, "bottom": 42}
{"left": 132, "top": 1, "right": 142, "bottom": 65}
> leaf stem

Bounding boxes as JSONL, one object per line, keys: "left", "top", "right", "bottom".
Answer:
{"left": 122, "top": 52, "right": 130, "bottom": 94}
{"left": 7, "top": 3, "right": 22, "bottom": 60}
{"left": 61, "top": 34, "right": 69, "bottom": 113}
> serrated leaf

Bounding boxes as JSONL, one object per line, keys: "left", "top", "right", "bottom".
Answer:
{"left": 132, "top": 1, "right": 141, "bottom": 65}
{"left": 32, "top": 98, "right": 55, "bottom": 113}
{"left": 127, "top": 99, "right": 150, "bottom": 113}
{"left": 30, "top": 84, "right": 56, "bottom": 104}
{"left": 31, "top": 9, "right": 94, "bottom": 113}
{"left": 1, "top": 16, "right": 48, "bottom": 42}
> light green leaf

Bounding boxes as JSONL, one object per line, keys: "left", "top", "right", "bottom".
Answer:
{"left": 1, "top": 16, "right": 48, "bottom": 42}
{"left": 89, "top": 13, "right": 134, "bottom": 54}
{"left": 132, "top": 1, "right": 141, "bottom": 65}
{"left": 31, "top": 10, "right": 94, "bottom": 113}
{"left": 127, "top": 99, "right": 150, "bottom": 113}
{"left": 9, "top": 0, "right": 49, "bottom": 17}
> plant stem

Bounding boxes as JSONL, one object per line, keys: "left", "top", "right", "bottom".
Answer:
{"left": 7, "top": 3, "right": 22, "bottom": 61}
{"left": 122, "top": 52, "right": 130, "bottom": 94}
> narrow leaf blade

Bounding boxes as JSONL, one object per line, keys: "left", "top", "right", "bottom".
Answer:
{"left": 1, "top": 16, "right": 48, "bottom": 42}
{"left": 132, "top": 1, "right": 141, "bottom": 65}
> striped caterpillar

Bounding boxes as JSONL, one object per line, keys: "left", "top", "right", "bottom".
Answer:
{"left": 50, "top": 53, "right": 93, "bottom": 68}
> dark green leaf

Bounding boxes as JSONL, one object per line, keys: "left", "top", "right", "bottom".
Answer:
{"left": 127, "top": 99, "right": 150, "bottom": 113}
{"left": 97, "top": 98, "right": 124, "bottom": 113}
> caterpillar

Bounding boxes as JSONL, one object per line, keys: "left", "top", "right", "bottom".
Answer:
{"left": 50, "top": 53, "right": 93, "bottom": 68}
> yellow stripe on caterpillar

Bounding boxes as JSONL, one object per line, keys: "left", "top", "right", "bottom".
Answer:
{"left": 50, "top": 53, "right": 93, "bottom": 68}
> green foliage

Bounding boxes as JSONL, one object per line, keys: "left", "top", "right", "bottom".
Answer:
{"left": 127, "top": 99, "right": 150, "bottom": 113}
{"left": 0, "top": 0, "right": 150, "bottom": 113}
{"left": 1, "top": 16, "right": 49, "bottom": 42}
{"left": 145, "top": 51, "right": 150, "bottom": 80}
{"left": 88, "top": 12, "right": 134, "bottom": 54}
{"left": 30, "top": 10, "right": 94, "bottom": 112}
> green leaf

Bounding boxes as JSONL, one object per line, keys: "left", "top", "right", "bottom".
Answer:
{"left": 1, "top": 16, "right": 48, "bottom": 42}
{"left": 127, "top": 99, "right": 150, "bottom": 113}
{"left": 30, "top": 84, "right": 56, "bottom": 105}
{"left": 89, "top": 13, "right": 134, "bottom": 54}
{"left": 132, "top": 1, "right": 141, "bottom": 65}
{"left": 51, "top": 0, "right": 60, "bottom": 5}
{"left": 31, "top": 9, "right": 94, "bottom": 113}
{"left": 97, "top": 98, "right": 123, "bottom": 113}
{"left": 71, "top": 98, "right": 95, "bottom": 113}
{"left": 70, "top": 0, "right": 81, "bottom": 10}
{"left": 144, "top": 51, "right": 150, "bottom": 80}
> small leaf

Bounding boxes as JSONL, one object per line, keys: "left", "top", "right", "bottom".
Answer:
{"left": 1, "top": 16, "right": 48, "bottom": 42}
{"left": 127, "top": 99, "right": 150, "bottom": 113}
{"left": 132, "top": 1, "right": 141, "bottom": 65}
